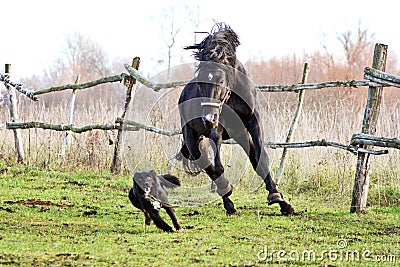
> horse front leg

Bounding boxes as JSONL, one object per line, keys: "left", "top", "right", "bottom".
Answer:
{"left": 181, "top": 124, "right": 212, "bottom": 171}
{"left": 183, "top": 125, "right": 235, "bottom": 214}
{"left": 205, "top": 128, "right": 236, "bottom": 215}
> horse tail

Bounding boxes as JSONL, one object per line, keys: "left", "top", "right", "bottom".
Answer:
{"left": 159, "top": 174, "right": 181, "bottom": 188}
{"left": 174, "top": 143, "right": 202, "bottom": 176}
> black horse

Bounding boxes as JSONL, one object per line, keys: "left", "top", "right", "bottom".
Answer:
{"left": 177, "top": 23, "right": 294, "bottom": 215}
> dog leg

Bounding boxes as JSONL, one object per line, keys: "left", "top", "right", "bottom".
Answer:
{"left": 144, "top": 210, "right": 152, "bottom": 225}
{"left": 139, "top": 199, "right": 173, "bottom": 232}
{"left": 165, "top": 207, "right": 181, "bottom": 231}
{"left": 128, "top": 188, "right": 142, "bottom": 210}
{"left": 149, "top": 211, "right": 174, "bottom": 232}
{"left": 129, "top": 189, "right": 153, "bottom": 225}
{"left": 137, "top": 197, "right": 171, "bottom": 232}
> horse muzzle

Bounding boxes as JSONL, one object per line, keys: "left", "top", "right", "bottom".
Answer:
{"left": 201, "top": 101, "right": 221, "bottom": 129}
{"left": 202, "top": 113, "right": 219, "bottom": 129}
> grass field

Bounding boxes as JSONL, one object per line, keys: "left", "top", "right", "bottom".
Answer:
{"left": 0, "top": 161, "right": 399, "bottom": 266}
{"left": 1, "top": 89, "right": 399, "bottom": 266}
{"left": 2, "top": 31, "right": 400, "bottom": 266}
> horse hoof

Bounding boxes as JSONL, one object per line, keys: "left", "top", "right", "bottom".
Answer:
{"left": 267, "top": 192, "right": 284, "bottom": 205}
{"left": 164, "top": 226, "right": 174, "bottom": 233}
{"left": 226, "top": 209, "right": 238, "bottom": 215}
{"left": 279, "top": 201, "right": 295, "bottom": 215}
{"left": 223, "top": 196, "right": 236, "bottom": 215}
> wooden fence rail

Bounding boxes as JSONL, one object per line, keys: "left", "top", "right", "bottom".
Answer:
{"left": 364, "top": 66, "right": 400, "bottom": 87}
{"left": 6, "top": 121, "right": 120, "bottom": 133}
{"left": 5, "top": 120, "right": 389, "bottom": 155}
{"left": 1, "top": 43, "right": 399, "bottom": 213}
{"left": 351, "top": 133, "right": 400, "bottom": 150}
{"left": 124, "top": 64, "right": 383, "bottom": 93}
{"left": 0, "top": 67, "right": 386, "bottom": 101}
{"left": 0, "top": 73, "right": 127, "bottom": 101}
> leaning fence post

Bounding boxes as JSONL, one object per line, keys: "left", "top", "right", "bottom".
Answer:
{"left": 5, "top": 64, "right": 25, "bottom": 164}
{"left": 275, "top": 62, "right": 309, "bottom": 185}
{"left": 61, "top": 74, "right": 80, "bottom": 157}
{"left": 350, "top": 43, "right": 387, "bottom": 213}
{"left": 111, "top": 57, "right": 140, "bottom": 174}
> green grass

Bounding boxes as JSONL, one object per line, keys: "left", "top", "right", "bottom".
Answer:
{"left": 0, "top": 162, "right": 399, "bottom": 266}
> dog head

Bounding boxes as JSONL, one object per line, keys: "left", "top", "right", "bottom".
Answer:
{"left": 133, "top": 170, "right": 158, "bottom": 194}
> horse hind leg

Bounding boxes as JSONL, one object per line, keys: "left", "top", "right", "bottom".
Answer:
{"left": 233, "top": 121, "right": 295, "bottom": 215}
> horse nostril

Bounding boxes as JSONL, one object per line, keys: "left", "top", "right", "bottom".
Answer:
{"left": 202, "top": 114, "right": 219, "bottom": 129}
{"left": 213, "top": 113, "right": 218, "bottom": 122}
{"left": 205, "top": 114, "right": 214, "bottom": 122}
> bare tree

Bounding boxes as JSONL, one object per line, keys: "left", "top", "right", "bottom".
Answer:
{"left": 64, "top": 33, "right": 109, "bottom": 80}
{"left": 21, "top": 33, "right": 120, "bottom": 104}
{"left": 159, "top": 2, "right": 185, "bottom": 80}
{"left": 43, "top": 58, "right": 67, "bottom": 85}
{"left": 186, "top": 4, "right": 202, "bottom": 44}
{"left": 156, "top": 1, "right": 203, "bottom": 80}
{"left": 337, "top": 22, "right": 375, "bottom": 79}
{"left": 163, "top": 19, "right": 181, "bottom": 79}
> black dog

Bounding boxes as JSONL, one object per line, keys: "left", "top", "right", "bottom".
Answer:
{"left": 128, "top": 170, "right": 181, "bottom": 232}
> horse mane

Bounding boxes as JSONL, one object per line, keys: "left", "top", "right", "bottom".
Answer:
{"left": 184, "top": 22, "right": 240, "bottom": 66}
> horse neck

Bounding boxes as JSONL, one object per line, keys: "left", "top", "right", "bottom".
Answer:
{"left": 230, "top": 60, "right": 256, "bottom": 111}
{"left": 234, "top": 60, "right": 247, "bottom": 76}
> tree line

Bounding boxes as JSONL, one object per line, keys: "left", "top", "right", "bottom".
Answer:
{"left": 12, "top": 24, "right": 399, "bottom": 107}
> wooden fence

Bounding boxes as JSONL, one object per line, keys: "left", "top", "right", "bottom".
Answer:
{"left": 1, "top": 43, "right": 399, "bottom": 213}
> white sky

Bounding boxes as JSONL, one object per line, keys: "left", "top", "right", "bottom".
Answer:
{"left": 1, "top": 0, "right": 399, "bottom": 79}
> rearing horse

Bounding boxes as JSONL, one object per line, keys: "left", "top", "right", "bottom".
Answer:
{"left": 177, "top": 23, "right": 294, "bottom": 215}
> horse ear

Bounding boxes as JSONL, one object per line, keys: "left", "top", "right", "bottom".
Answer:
{"left": 217, "top": 49, "right": 226, "bottom": 61}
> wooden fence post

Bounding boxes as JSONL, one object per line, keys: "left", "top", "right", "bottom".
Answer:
{"left": 61, "top": 74, "right": 80, "bottom": 157}
{"left": 5, "top": 64, "right": 25, "bottom": 164}
{"left": 350, "top": 43, "right": 387, "bottom": 213}
{"left": 111, "top": 57, "right": 140, "bottom": 174}
{"left": 275, "top": 62, "right": 309, "bottom": 185}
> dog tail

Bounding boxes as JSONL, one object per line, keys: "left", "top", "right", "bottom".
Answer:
{"left": 160, "top": 174, "right": 181, "bottom": 188}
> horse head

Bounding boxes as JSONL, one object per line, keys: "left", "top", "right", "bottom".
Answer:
{"left": 197, "top": 62, "right": 234, "bottom": 129}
